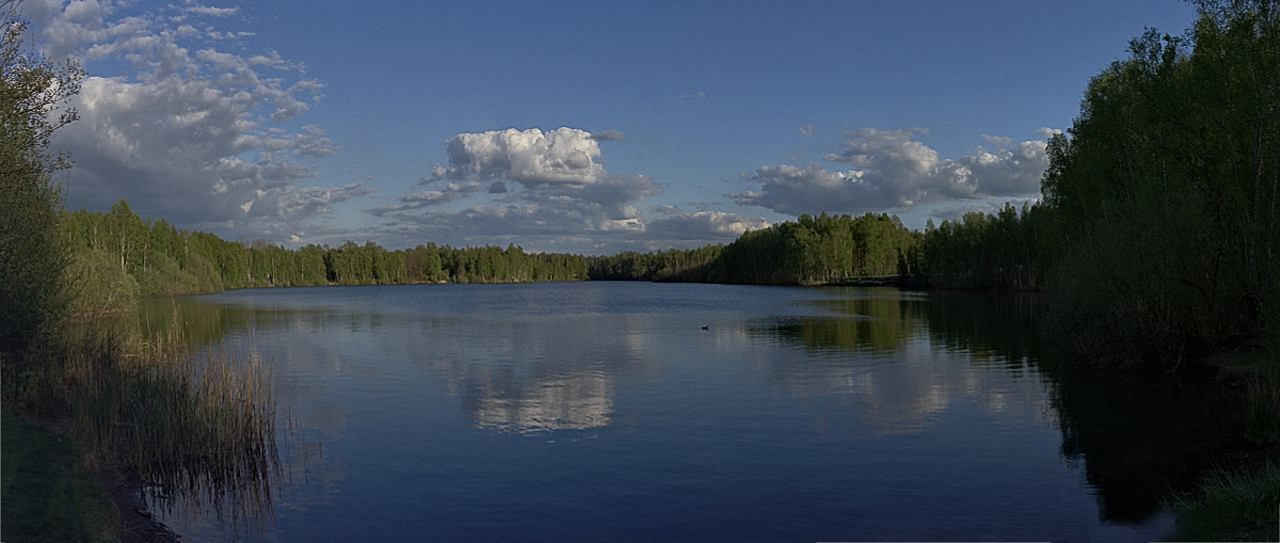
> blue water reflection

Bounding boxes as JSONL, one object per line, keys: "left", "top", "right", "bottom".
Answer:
{"left": 146, "top": 282, "right": 1229, "bottom": 542}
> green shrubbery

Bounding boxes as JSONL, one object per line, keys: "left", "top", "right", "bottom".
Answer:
{"left": 1173, "top": 461, "right": 1280, "bottom": 541}
{"left": 63, "top": 249, "right": 139, "bottom": 318}
{"left": 1, "top": 0, "right": 81, "bottom": 407}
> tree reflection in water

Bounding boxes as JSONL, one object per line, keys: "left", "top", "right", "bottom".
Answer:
{"left": 754, "top": 287, "right": 1251, "bottom": 523}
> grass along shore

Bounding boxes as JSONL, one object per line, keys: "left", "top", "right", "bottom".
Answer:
{"left": 2, "top": 313, "right": 285, "bottom": 542}
{"left": 1, "top": 410, "right": 116, "bottom": 542}
{"left": 1165, "top": 347, "right": 1280, "bottom": 541}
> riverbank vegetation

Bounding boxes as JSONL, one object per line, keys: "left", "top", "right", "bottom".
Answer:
{"left": 1, "top": 411, "right": 117, "bottom": 542}
{"left": 1030, "top": 0, "right": 1279, "bottom": 536}
{"left": 61, "top": 200, "right": 593, "bottom": 303}
{"left": 590, "top": 212, "right": 918, "bottom": 284}
{"left": 3, "top": 2, "right": 284, "bottom": 540}
{"left": 1174, "top": 461, "right": 1280, "bottom": 541}
{"left": 1037, "top": 1, "right": 1279, "bottom": 371}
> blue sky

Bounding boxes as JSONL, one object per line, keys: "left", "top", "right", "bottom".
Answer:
{"left": 27, "top": 0, "right": 1200, "bottom": 254}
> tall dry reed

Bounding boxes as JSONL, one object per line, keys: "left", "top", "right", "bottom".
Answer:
{"left": 61, "top": 310, "right": 283, "bottom": 535}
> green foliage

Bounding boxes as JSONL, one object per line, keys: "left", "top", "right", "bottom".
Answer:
{"left": 1172, "top": 462, "right": 1280, "bottom": 541}
{"left": 404, "top": 242, "right": 445, "bottom": 282}
{"left": 132, "top": 251, "right": 200, "bottom": 294}
{"left": 64, "top": 248, "right": 139, "bottom": 317}
{"left": 404, "top": 242, "right": 590, "bottom": 284}
{"left": 0, "top": 167, "right": 67, "bottom": 400}
{"left": 907, "top": 203, "right": 1051, "bottom": 290}
{"left": 1, "top": 0, "right": 82, "bottom": 407}
{"left": 59, "top": 200, "right": 595, "bottom": 306}
{"left": 590, "top": 245, "right": 723, "bottom": 282}
{"left": 0, "top": 0, "right": 80, "bottom": 178}
{"left": 588, "top": 213, "right": 919, "bottom": 286}
{"left": 902, "top": 1, "right": 1280, "bottom": 367}
{"left": 713, "top": 212, "right": 918, "bottom": 285}
{"left": 1040, "top": 0, "right": 1280, "bottom": 364}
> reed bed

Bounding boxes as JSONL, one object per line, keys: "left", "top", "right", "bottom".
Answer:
{"left": 60, "top": 315, "right": 284, "bottom": 535}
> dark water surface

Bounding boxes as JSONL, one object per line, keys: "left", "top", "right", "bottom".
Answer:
{"left": 138, "top": 282, "right": 1250, "bottom": 542}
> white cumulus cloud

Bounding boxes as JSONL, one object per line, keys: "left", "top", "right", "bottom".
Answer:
{"left": 645, "top": 211, "right": 769, "bottom": 242}
{"left": 731, "top": 128, "right": 1051, "bottom": 216}
{"left": 370, "top": 130, "right": 766, "bottom": 253}
{"left": 29, "top": 0, "right": 356, "bottom": 241}
{"left": 434, "top": 127, "right": 607, "bottom": 186}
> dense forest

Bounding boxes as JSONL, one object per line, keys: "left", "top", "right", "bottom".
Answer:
{"left": 60, "top": 200, "right": 593, "bottom": 315}
{"left": 591, "top": 212, "right": 918, "bottom": 285}
{"left": 59, "top": 200, "right": 933, "bottom": 318}
{"left": 896, "top": 0, "right": 1280, "bottom": 367}
{"left": 1038, "top": 0, "right": 1279, "bottom": 364}
{"left": 898, "top": 203, "right": 1053, "bottom": 291}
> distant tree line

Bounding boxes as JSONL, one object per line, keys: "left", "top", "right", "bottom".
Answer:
{"left": 56, "top": 196, "right": 1068, "bottom": 312}
{"left": 897, "top": 203, "right": 1054, "bottom": 291}
{"left": 589, "top": 245, "right": 724, "bottom": 282}
{"left": 63, "top": 201, "right": 932, "bottom": 313}
{"left": 59, "top": 200, "right": 593, "bottom": 315}
{"left": 590, "top": 213, "right": 919, "bottom": 285}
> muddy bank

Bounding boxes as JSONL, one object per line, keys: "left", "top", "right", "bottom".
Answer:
{"left": 90, "top": 466, "right": 180, "bottom": 543}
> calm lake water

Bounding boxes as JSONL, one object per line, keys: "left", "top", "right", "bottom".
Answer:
{"left": 135, "top": 282, "right": 1250, "bottom": 542}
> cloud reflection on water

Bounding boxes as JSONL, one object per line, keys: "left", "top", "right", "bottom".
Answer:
{"left": 137, "top": 283, "right": 1252, "bottom": 539}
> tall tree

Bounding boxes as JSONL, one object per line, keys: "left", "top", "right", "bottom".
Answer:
{"left": 1041, "top": 0, "right": 1280, "bottom": 363}
{"left": 1, "top": 0, "right": 82, "bottom": 402}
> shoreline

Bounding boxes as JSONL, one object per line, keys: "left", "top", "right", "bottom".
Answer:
{"left": 23, "top": 411, "right": 181, "bottom": 543}
{"left": 89, "top": 465, "right": 180, "bottom": 543}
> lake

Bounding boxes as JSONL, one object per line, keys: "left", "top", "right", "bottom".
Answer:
{"left": 135, "top": 282, "right": 1250, "bottom": 542}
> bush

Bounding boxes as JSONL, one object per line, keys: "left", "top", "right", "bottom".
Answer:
{"left": 64, "top": 249, "right": 139, "bottom": 318}
{"left": 132, "top": 252, "right": 201, "bottom": 295}
{"left": 0, "top": 170, "right": 68, "bottom": 404}
{"left": 1, "top": 0, "right": 82, "bottom": 408}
